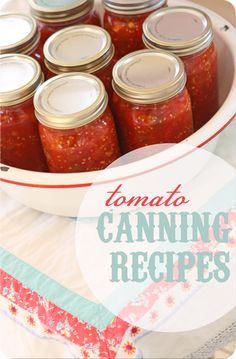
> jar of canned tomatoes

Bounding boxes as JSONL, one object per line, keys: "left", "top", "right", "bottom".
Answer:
{"left": 143, "top": 6, "right": 219, "bottom": 130}
{"left": 34, "top": 73, "right": 121, "bottom": 173}
{"left": 0, "top": 54, "right": 48, "bottom": 172}
{"left": 29, "top": 0, "right": 101, "bottom": 45}
{"left": 44, "top": 25, "right": 115, "bottom": 98}
{"left": 0, "top": 13, "right": 45, "bottom": 73}
{"left": 112, "top": 49, "right": 194, "bottom": 153}
{"left": 103, "top": 0, "right": 167, "bottom": 59}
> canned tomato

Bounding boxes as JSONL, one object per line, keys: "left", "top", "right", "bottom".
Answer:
{"left": 112, "top": 49, "right": 194, "bottom": 153}
{"left": 0, "top": 13, "right": 45, "bottom": 72}
{"left": 34, "top": 73, "right": 121, "bottom": 173}
{"left": 29, "top": 0, "right": 101, "bottom": 45}
{"left": 0, "top": 54, "right": 48, "bottom": 172}
{"left": 143, "top": 6, "right": 219, "bottom": 130}
{"left": 44, "top": 25, "right": 115, "bottom": 98}
{"left": 103, "top": 0, "right": 167, "bottom": 59}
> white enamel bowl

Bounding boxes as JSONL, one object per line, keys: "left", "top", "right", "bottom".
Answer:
{"left": 1, "top": 0, "right": 236, "bottom": 217}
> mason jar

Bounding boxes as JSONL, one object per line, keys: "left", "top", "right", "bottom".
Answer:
{"left": 0, "top": 13, "right": 45, "bottom": 73}
{"left": 0, "top": 54, "right": 48, "bottom": 172}
{"left": 143, "top": 6, "right": 219, "bottom": 130}
{"left": 103, "top": 0, "right": 167, "bottom": 59}
{"left": 44, "top": 25, "right": 115, "bottom": 98}
{"left": 34, "top": 73, "right": 121, "bottom": 173}
{"left": 112, "top": 49, "right": 194, "bottom": 153}
{"left": 29, "top": 0, "right": 101, "bottom": 45}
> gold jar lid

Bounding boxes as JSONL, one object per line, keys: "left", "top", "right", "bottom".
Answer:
{"left": 29, "top": 0, "right": 94, "bottom": 23}
{"left": 0, "top": 54, "right": 44, "bottom": 106}
{"left": 143, "top": 6, "right": 214, "bottom": 56}
{"left": 112, "top": 49, "right": 186, "bottom": 104}
{"left": 34, "top": 73, "right": 108, "bottom": 129}
{"left": 44, "top": 25, "right": 114, "bottom": 75}
{"left": 0, "top": 13, "right": 40, "bottom": 55}
{"left": 104, "top": 0, "right": 166, "bottom": 15}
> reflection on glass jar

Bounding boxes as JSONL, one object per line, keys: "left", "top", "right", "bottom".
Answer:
{"left": 143, "top": 6, "right": 219, "bottom": 130}
{"left": 29, "top": 0, "right": 100, "bottom": 45}
{"left": 103, "top": 0, "right": 167, "bottom": 59}
{"left": 34, "top": 73, "right": 121, "bottom": 173}
{"left": 112, "top": 49, "right": 194, "bottom": 154}
{"left": 0, "top": 54, "right": 48, "bottom": 172}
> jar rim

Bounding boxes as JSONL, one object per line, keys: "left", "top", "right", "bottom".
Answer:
{"left": 143, "top": 6, "right": 214, "bottom": 56}
{"left": 44, "top": 25, "right": 114, "bottom": 75}
{"left": 112, "top": 49, "right": 187, "bottom": 104}
{"left": 0, "top": 54, "right": 44, "bottom": 106}
{"left": 34, "top": 73, "right": 108, "bottom": 129}
{"left": 29, "top": 0, "right": 94, "bottom": 23}
{"left": 104, "top": 0, "right": 166, "bottom": 15}
{"left": 0, "top": 13, "right": 40, "bottom": 55}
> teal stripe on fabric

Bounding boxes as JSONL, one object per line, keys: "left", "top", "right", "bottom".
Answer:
{"left": 0, "top": 247, "right": 114, "bottom": 331}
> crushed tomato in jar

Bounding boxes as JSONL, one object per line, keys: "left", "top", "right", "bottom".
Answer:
{"left": 34, "top": 73, "right": 121, "bottom": 173}
{"left": 112, "top": 49, "right": 194, "bottom": 153}
{"left": 0, "top": 54, "right": 48, "bottom": 172}
{"left": 103, "top": 0, "right": 167, "bottom": 59}
{"left": 28, "top": 0, "right": 100, "bottom": 45}
{"left": 44, "top": 25, "right": 115, "bottom": 98}
{"left": 143, "top": 6, "right": 219, "bottom": 130}
{"left": 0, "top": 13, "right": 46, "bottom": 74}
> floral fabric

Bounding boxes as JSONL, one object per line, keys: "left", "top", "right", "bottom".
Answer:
{"left": 0, "top": 270, "right": 141, "bottom": 358}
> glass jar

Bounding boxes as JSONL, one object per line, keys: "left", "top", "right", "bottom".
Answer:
{"left": 0, "top": 55, "right": 48, "bottom": 172}
{"left": 143, "top": 6, "right": 219, "bottom": 130}
{"left": 103, "top": 0, "right": 167, "bottom": 59}
{"left": 44, "top": 25, "right": 115, "bottom": 98}
{"left": 112, "top": 50, "right": 193, "bottom": 153}
{"left": 0, "top": 13, "right": 46, "bottom": 73}
{"left": 29, "top": 0, "right": 101, "bottom": 45}
{"left": 34, "top": 73, "right": 121, "bottom": 173}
